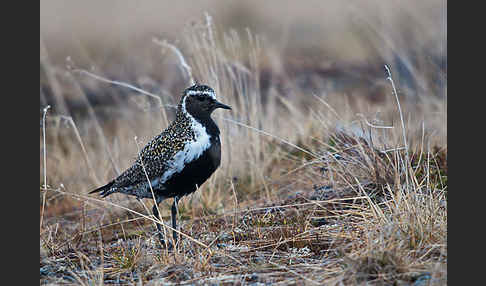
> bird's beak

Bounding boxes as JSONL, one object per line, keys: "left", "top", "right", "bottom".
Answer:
{"left": 214, "top": 100, "right": 232, "bottom": 110}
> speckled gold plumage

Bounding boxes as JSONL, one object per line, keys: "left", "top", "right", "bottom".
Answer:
{"left": 111, "top": 111, "right": 195, "bottom": 197}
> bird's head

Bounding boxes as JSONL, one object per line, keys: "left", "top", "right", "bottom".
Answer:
{"left": 179, "top": 84, "right": 231, "bottom": 119}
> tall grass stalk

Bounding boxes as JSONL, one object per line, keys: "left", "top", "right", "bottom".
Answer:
{"left": 42, "top": 105, "right": 51, "bottom": 190}
{"left": 385, "top": 64, "right": 410, "bottom": 186}
{"left": 41, "top": 105, "right": 51, "bottom": 229}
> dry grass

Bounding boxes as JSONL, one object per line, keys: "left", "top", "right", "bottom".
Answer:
{"left": 40, "top": 5, "right": 446, "bottom": 285}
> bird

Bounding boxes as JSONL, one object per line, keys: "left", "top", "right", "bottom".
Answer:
{"left": 89, "top": 84, "right": 231, "bottom": 247}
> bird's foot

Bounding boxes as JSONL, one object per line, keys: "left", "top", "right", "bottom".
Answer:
{"left": 158, "top": 239, "right": 174, "bottom": 251}
{"left": 155, "top": 234, "right": 175, "bottom": 251}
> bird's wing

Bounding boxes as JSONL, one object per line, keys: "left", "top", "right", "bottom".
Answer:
{"left": 112, "top": 122, "right": 194, "bottom": 190}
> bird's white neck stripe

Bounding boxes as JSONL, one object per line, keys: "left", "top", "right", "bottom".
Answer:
{"left": 181, "top": 95, "right": 189, "bottom": 115}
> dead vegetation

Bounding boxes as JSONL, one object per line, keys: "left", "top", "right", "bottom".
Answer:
{"left": 40, "top": 6, "right": 446, "bottom": 285}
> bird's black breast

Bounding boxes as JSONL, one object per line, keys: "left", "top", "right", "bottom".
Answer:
{"left": 160, "top": 136, "right": 222, "bottom": 198}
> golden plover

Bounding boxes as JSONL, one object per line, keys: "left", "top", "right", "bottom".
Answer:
{"left": 90, "top": 84, "right": 231, "bottom": 247}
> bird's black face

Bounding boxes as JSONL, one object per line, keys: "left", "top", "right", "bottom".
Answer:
{"left": 183, "top": 85, "right": 231, "bottom": 118}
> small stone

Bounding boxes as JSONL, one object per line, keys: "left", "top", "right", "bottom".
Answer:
{"left": 311, "top": 217, "right": 328, "bottom": 227}
{"left": 412, "top": 272, "right": 431, "bottom": 286}
{"left": 219, "top": 232, "right": 232, "bottom": 242}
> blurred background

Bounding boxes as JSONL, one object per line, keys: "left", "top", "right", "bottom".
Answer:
{"left": 41, "top": 0, "right": 446, "bottom": 113}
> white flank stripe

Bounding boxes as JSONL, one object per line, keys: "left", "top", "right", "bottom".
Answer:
{"left": 159, "top": 97, "right": 212, "bottom": 184}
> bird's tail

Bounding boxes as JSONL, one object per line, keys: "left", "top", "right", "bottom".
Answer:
{"left": 89, "top": 181, "right": 115, "bottom": 197}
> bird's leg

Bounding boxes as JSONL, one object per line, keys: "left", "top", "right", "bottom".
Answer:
{"left": 171, "top": 196, "right": 179, "bottom": 246}
{"left": 152, "top": 203, "right": 165, "bottom": 244}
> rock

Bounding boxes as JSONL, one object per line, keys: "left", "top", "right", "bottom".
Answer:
{"left": 412, "top": 272, "right": 431, "bottom": 286}
{"left": 311, "top": 217, "right": 328, "bottom": 227}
